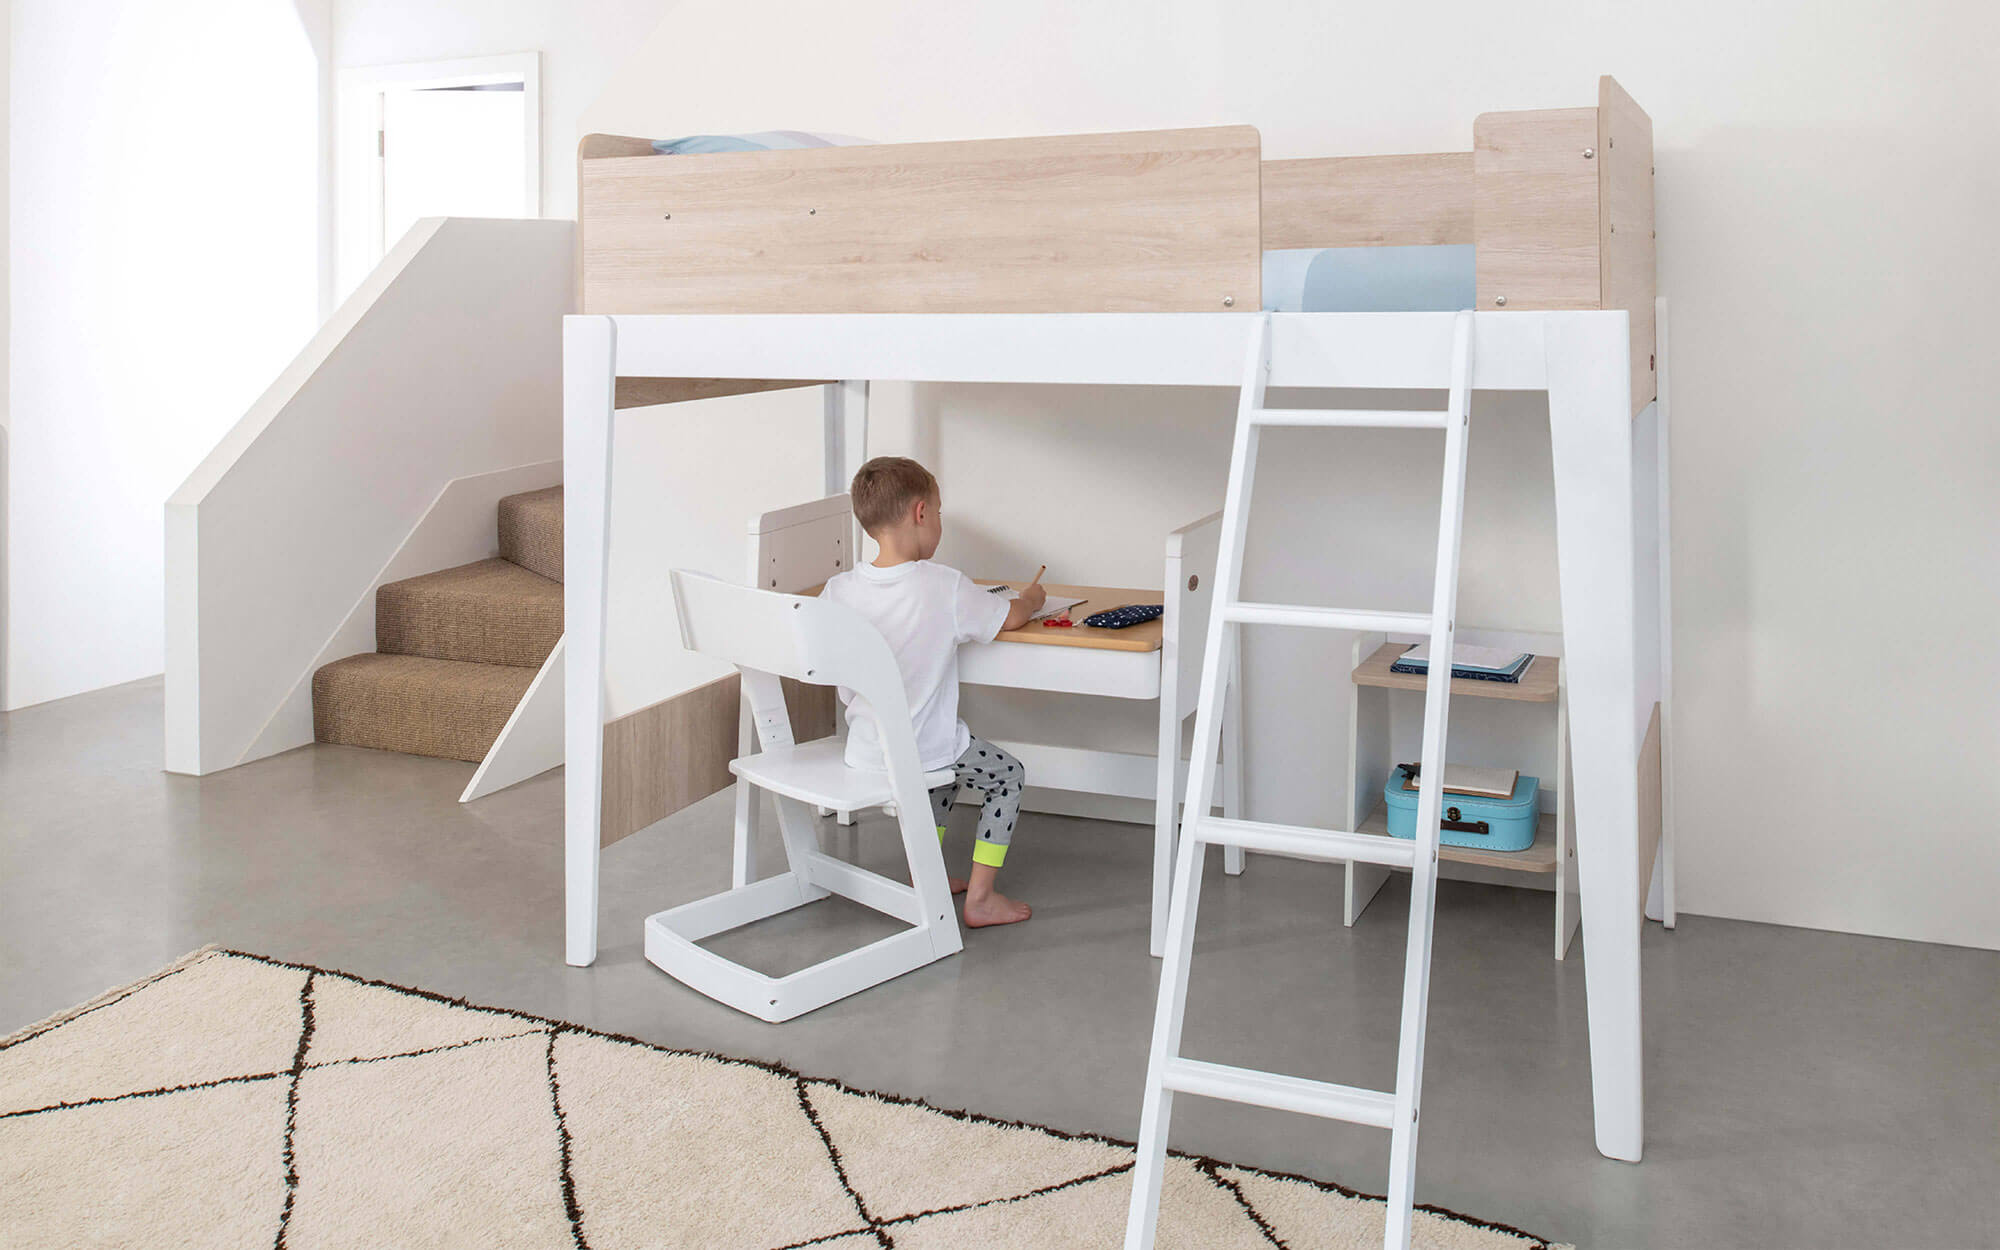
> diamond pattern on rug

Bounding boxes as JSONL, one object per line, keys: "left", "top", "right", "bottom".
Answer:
{"left": 287, "top": 1028, "right": 572, "bottom": 1248}
{"left": 890, "top": 1156, "right": 1271, "bottom": 1250}
{"left": 1, "top": 950, "right": 1565, "bottom": 1250}
{"left": 1221, "top": 1166, "right": 1550, "bottom": 1250}
{"left": 0, "top": 1078, "right": 290, "bottom": 1247}
{"left": 0, "top": 951, "right": 306, "bottom": 1115}
{"left": 304, "top": 971, "right": 538, "bottom": 1064}
{"left": 552, "top": 1033, "right": 862, "bottom": 1250}
{"left": 800, "top": 1078, "right": 1131, "bottom": 1221}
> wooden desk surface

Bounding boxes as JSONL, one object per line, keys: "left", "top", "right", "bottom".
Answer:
{"left": 974, "top": 581, "right": 1164, "bottom": 653}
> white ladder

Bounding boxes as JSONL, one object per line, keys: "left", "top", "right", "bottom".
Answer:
{"left": 1124, "top": 311, "right": 1476, "bottom": 1250}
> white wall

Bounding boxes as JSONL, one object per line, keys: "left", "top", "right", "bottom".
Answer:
{"left": 5, "top": 0, "right": 323, "bottom": 710}
{"left": 569, "top": 0, "right": 2000, "bottom": 950}
{"left": 1, "top": 0, "right": 12, "bottom": 705}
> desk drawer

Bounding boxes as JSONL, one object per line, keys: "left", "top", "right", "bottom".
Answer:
{"left": 960, "top": 641, "right": 1160, "bottom": 700}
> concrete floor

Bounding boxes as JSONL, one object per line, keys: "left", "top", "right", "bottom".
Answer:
{"left": 3, "top": 677, "right": 1995, "bottom": 1249}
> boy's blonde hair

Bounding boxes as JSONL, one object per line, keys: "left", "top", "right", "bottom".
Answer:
{"left": 850, "top": 456, "right": 938, "bottom": 535}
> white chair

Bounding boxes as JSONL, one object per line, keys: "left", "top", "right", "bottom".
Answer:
{"left": 649, "top": 569, "right": 962, "bottom": 1022}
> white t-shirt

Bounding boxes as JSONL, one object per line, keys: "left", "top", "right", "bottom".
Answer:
{"left": 819, "top": 560, "right": 1011, "bottom": 771}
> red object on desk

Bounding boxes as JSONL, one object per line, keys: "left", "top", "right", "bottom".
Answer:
{"left": 1040, "top": 616, "right": 1075, "bottom": 628}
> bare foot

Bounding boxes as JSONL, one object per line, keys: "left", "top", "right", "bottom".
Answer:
{"left": 950, "top": 876, "right": 968, "bottom": 896}
{"left": 962, "top": 891, "right": 1032, "bottom": 927}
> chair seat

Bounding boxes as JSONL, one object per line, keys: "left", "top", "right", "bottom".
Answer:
{"left": 731, "top": 738, "right": 954, "bottom": 811}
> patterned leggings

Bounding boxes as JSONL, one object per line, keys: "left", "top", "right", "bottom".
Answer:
{"left": 927, "top": 736, "right": 1025, "bottom": 868}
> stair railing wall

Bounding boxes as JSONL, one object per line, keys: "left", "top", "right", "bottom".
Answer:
{"left": 165, "top": 217, "right": 573, "bottom": 775}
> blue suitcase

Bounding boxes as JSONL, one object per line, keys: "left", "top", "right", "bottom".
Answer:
{"left": 1383, "top": 771, "right": 1540, "bottom": 851}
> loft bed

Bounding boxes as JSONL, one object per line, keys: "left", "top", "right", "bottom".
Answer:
{"left": 560, "top": 77, "right": 1668, "bottom": 1168}
{"left": 577, "top": 76, "right": 1654, "bottom": 416}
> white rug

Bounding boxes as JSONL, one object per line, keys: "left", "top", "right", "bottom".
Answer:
{"left": 0, "top": 948, "right": 1564, "bottom": 1249}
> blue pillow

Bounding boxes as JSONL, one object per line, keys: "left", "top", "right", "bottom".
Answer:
{"left": 1262, "top": 245, "right": 1476, "bottom": 313}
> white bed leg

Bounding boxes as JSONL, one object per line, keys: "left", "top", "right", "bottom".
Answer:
{"left": 1547, "top": 314, "right": 1645, "bottom": 1163}
{"left": 1651, "top": 297, "right": 1678, "bottom": 929}
{"left": 1151, "top": 698, "right": 1180, "bottom": 958}
{"left": 563, "top": 315, "right": 616, "bottom": 968}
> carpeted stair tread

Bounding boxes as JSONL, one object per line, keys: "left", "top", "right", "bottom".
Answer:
{"left": 312, "top": 653, "right": 534, "bottom": 763}
{"left": 375, "top": 558, "right": 561, "bottom": 668}
{"left": 498, "top": 486, "right": 562, "bottom": 584}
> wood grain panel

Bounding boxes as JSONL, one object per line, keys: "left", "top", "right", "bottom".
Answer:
{"left": 1599, "top": 76, "right": 1658, "bottom": 416}
{"left": 1636, "top": 700, "right": 1664, "bottom": 904}
{"left": 600, "top": 674, "right": 737, "bottom": 847}
{"left": 599, "top": 673, "right": 839, "bottom": 847}
{"left": 579, "top": 126, "right": 1262, "bottom": 314}
{"left": 579, "top": 133, "right": 658, "bottom": 160}
{"left": 614, "top": 377, "right": 823, "bottom": 410}
{"left": 1473, "top": 108, "right": 1602, "bottom": 311}
{"left": 1261, "top": 153, "right": 1473, "bottom": 250}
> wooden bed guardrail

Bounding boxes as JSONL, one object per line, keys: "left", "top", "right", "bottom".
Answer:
{"left": 580, "top": 125, "right": 1265, "bottom": 318}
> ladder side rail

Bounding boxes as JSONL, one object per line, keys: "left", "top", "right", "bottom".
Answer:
{"left": 1382, "top": 311, "right": 1476, "bottom": 1247}
{"left": 1124, "top": 314, "right": 1271, "bottom": 1250}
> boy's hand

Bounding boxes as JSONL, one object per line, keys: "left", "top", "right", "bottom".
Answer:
{"left": 1001, "top": 582, "right": 1048, "bottom": 631}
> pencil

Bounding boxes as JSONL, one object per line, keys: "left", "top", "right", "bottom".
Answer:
{"left": 1030, "top": 565, "right": 1046, "bottom": 586}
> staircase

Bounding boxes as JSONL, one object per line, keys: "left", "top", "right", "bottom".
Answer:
{"left": 312, "top": 486, "right": 563, "bottom": 762}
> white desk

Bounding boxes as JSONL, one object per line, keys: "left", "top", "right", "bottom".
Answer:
{"left": 741, "top": 497, "right": 1241, "bottom": 956}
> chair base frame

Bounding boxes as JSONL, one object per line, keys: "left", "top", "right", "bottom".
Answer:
{"left": 647, "top": 772, "right": 962, "bottom": 1022}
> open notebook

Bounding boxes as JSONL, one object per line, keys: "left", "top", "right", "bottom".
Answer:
{"left": 986, "top": 585, "right": 1088, "bottom": 622}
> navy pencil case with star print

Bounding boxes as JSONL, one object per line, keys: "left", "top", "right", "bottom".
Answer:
{"left": 1082, "top": 604, "right": 1163, "bottom": 629}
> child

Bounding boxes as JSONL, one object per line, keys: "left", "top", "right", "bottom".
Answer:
{"left": 820, "top": 456, "right": 1042, "bottom": 928}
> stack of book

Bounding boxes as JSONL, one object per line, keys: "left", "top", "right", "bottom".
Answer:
{"left": 1388, "top": 643, "right": 1534, "bottom": 684}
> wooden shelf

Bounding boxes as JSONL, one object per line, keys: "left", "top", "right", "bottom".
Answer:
{"left": 1355, "top": 802, "right": 1560, "bottom": 873}
{"left": 1350, "top": 642, "right": 1558, "bottom": 703}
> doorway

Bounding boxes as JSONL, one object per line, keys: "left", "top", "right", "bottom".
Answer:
{"left": 336, "top": 55, "right": 541, "bottom": 301}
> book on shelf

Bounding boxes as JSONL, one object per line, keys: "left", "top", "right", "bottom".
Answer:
{"left": 1388, "top": 643, "right": 1533, "bottom": 684}
{"left": 1397, "top": 763, "right": 1520, "bottom": 800}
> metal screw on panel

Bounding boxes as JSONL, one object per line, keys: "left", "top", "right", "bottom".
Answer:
{"left": 1582, "top": 148, "right": 1595, "bottom": 159}
{"left": 663, "top": 213, "right": 672, "bottom": 220}
{"left": 808, "top": 208, "right": 817, "bottom": 215}
{"left": 1188, "top": 574, "right": 1200, "bottom": 592}
{"left": 1494, "top": 295, "right": 1508, "bottom": 306}
{"left": 1222, "top": 295, "right": 1235, "bottom": 307}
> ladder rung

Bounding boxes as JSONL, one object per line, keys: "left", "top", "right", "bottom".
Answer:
{"left": 1251, "top": 407, "right": 1452, "bottom": 430}
{"left": 1194, "top": 817, "right": 1417, "bottom": 868}
{"left": 1161, "top": 1058, "right": 1398, "bottom": 1128}
{"left": 1222, "top": 602, "right": 1433, "bottom": 635}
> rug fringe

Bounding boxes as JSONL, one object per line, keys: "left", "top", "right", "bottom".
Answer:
{"left": 0, "top": 944, "right": 223, "bottom": 1050}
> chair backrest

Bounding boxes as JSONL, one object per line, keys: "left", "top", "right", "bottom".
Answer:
{"left": 670, "top": 569, "right": 926, "bottom": 778}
